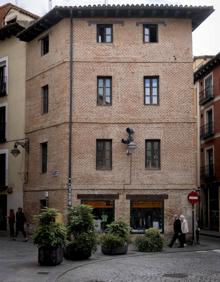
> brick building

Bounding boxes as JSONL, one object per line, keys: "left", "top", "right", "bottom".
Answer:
{"left": 18, "top": 4, "right": 213, "bottom": 234}
{"left": 0, "top": 3, "right": 38, "bottom": 230}
{"left": 194, "top": 52, "right": 220, "bottom": 232}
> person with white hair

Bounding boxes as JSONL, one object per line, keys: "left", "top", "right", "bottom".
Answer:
{"left": 179, "top": 214, "right": 189, "bottom": 247}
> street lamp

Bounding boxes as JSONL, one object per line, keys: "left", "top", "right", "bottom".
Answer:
{"left": 122, "top": 128, "right": 137, "bottom": 155}
{"left": 11, "top": 139, "right": 29, "bottom": 157}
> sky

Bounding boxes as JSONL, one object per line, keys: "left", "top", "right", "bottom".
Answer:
{"left": 0, "top": 0, "right": 219, "bottom": 56}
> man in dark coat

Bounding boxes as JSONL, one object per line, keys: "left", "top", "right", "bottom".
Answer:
{"left": 168, "top": 214, "right": 182, "bottom": 247}
{"left": 14, "top": 207, "right": 28, "bottom": 241}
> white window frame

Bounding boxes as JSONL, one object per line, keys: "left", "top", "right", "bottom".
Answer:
{"left": 205, "top": 145, "right": 214, "bottom": 168}
{"left": 204, "top": 105, "right": 214, "bottom": 125}
{"left": 0, "top": 149, "right": 8, "bottom": 186}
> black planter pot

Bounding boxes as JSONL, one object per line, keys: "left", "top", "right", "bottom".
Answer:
{"left": 64, "top": 244, "right": 92, "bottom": 260}
{"left": 38, "top": 246, "right": 63, "bottom": 266}
{"left": 101, "top": 242, "right": 128, "bottom": 255}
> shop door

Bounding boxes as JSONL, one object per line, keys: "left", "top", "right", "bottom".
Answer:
{"left": 0, "top": 194, "right": 7, "bottom": 230}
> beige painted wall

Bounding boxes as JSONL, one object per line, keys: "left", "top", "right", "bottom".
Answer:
{"left": 0, "top": 36, "right": 26, "bottom": 215}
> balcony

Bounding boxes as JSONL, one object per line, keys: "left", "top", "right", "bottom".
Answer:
{"left": 0, "top": 122, "right": 6, "bottom": 143}
{"left": 201, "top": 164, "right": 215, "bottom": 181}
{"left": 0, "top": 77, "right": 7, "bottom": 97}
{"left": 200, "top": 122, "right": 214, "bottom": 140}
{"left": 199, "top": 86, "right": 214, "bottom": 105}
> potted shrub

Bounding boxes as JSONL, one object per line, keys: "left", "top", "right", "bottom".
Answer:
{"left": 134, "top": 227, "right": 164, "bottom": 252}
{"left": 33, "top": 208, "right": 67, "bottom": 266}
{"left": 65, "top": 204, "right": 97, "bottom": 260}
{"left": 101, "top": 219, "right": 130, "bottom": 255}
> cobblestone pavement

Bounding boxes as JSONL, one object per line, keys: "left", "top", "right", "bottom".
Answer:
{"left": 0, "top": 235, "right": 220, "bottom": 282}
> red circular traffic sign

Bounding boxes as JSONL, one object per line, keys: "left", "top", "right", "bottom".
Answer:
{"left": 188, "top": 191, "right": 199, "bottom": 205}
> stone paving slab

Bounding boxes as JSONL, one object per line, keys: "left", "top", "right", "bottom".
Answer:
{"left": 0, "top": 235, "right": 220, "bottom": 282}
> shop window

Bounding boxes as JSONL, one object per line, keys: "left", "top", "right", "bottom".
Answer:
{"left": 82, "top": 200, "right": 114, "bottom": 231}
{"left": 130, "top": 200, "right": 164, "bottom": 233}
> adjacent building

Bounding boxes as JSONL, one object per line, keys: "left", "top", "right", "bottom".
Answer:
{"left": 18, "top": 4, "right": 213, "bottom": 234}
{"left": 194, "top": 52, "right": 220, "bottom": 232}
{"left": 0, "top": 3, "right": 38, "bottom": 231}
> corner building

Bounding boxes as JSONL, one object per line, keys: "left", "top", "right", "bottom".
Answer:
{"left": 19, "top": 5, "right": 213, "bottom": 235}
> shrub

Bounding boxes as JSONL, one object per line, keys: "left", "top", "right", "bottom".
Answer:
{"left": 65, "top": 205, "right": 97, "bottom": 259}
{"left": 33, "top": 208, "right": 66, "bottom": 248}
{"left": 100, "top": 233, "right": 125, "bottom": 249}
{"left": 106, "top": 219, "right": 130, "bottom": 242}
{"left": 135, "top": 228, "right": 164, "bottom": 252}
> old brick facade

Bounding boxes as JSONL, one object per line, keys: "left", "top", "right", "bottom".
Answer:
{"left": 195, "top": 52, "right": 220, "bottom": 232}
{"left": 19, "top": 5, "right": 213, "bottom": 235}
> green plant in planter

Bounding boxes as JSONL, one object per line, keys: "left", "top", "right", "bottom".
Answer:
{"left": 33, "top": 208, "right": 67, "bottom": 266}
{"left": 101, "top": 219, "right": 130, "bottom": 255}
{"left": 135, "top": 227, "right": 164, "bottom": 252}
{"left": 65, "top": 204, "right": 97, "bottom": 260}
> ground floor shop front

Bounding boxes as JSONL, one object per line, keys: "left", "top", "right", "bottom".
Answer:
{"left": 24, "top": 188, "right": 193, "bottom": 235}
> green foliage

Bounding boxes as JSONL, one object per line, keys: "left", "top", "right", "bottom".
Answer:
{"left": 67, "top": 205, "right": 95, "bottom": 236}
{"left": 106, "top": 219, "right": 130, "bottom": 241}
{"left": 33, "top": 208, "right": 66, "bottom": 248}
{"left": 101, "top": 219, "right": 130, "bottom": 248}
{"left": 66, "top": 205, "right": 97, "bottom": 256}
{"left": 100, "top": 233, "right": 125, "bottom": 248}
{"left": 135, "top": 228, "right": 164, "bottom": 252}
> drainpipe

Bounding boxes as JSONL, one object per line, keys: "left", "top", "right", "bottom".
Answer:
{"left": 67, "top": 8, "right": 73, "bottom": 207}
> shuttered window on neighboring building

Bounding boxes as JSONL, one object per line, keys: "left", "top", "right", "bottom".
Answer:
{"left": 0, "top": 106, "right": 6, "bottom": 143}
{"left": 0, "top": 153, "right": 6, "bottom": 187}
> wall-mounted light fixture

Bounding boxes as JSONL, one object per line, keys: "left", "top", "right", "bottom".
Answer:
{"left": 11, "top": 139, "right": 29, "bottom": 157}
{"left": 122, "top": 128, "right": 137, "bottom": 155}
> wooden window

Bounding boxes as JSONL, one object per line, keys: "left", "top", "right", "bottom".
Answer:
{"left": 96, "top": 140, "right": 112, "bottom": 170}
{"left": 97, "top": 77, "right": 112, "bottom": 105}
{"left": 41, "top": 142, "right": 47, "bottom": 173}
{"left": 0, "top": 106, "right": 6, "bottom": 143}
{"left": 41, "top": 35, "right": 49, "bottom": 56}
{"left": 97, "top": 25, "right": 113, "bottom": 43}
{"left": 145, "top": 140, "right": 160, "bottom": 169}
{"left": 143, "top": 24, "right": 158, "bottom": 43}
{"left": 42, "top": 85, "right": 49, "bottom": 114}
{"left": 144, "top": 76, "right": 159, "bottom": 105}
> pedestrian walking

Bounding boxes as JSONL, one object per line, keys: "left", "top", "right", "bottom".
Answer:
{"left": 14, "top": 207, "right": 28, "bottom": 241}
{"left": 8, "top": 209, "right": 15, "bottom": 239}
{"left": 168, "top": 214, "right": 182, "bottom": 248}
{"left": 179, "top": 214, "right": 189, "bottom": 247}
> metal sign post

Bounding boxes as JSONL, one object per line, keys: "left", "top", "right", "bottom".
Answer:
{"left": 188, "top": 191, "right": 199, "bottom": 245}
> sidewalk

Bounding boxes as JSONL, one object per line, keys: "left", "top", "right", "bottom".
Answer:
{"left": 200, "top": 229, "right": 220, "bottom": 238}
{"left": 0, "top": 234, "right": 220, "bottom": 282}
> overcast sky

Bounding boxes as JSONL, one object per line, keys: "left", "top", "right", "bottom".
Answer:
{"left": 0, "top": 0, "right": 219, "bottom": 56}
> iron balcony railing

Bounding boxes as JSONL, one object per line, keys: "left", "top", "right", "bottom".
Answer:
{"left": 0, "top": 76, "right": 7, "bottom": 97}
{"left": 200, "top": 121, "right": 214, "bottom": 140}
{"left": 0, "top": 122, "right": 6, "bottom": 143}
{"left": 199, "top": 86, "right": 214, "bottom": 105}
{"left": 200, "top": 164, "right": 215, "bottom": 181}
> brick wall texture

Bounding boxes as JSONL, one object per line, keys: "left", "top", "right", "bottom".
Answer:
{"left": 24, "top": 17, "right": 196, "bottom": 235}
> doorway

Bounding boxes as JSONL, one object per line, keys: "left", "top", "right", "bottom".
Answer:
{"left": 0, "top": 194, "right": 7, "bottom": 230}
